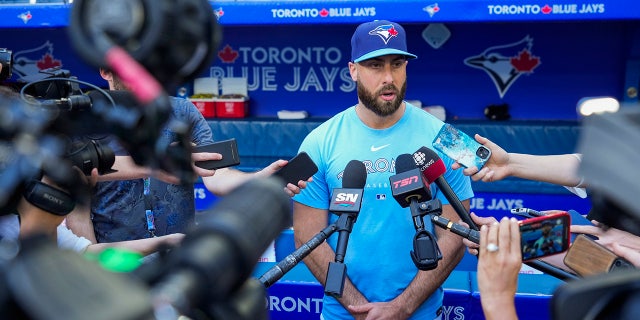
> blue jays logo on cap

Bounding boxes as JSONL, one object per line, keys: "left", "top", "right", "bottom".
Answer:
{"left": 370, "top": 24, "right": 400, "bottom": 44}
{"left": 351, "top": 20, "right": 417, "bottom": 63}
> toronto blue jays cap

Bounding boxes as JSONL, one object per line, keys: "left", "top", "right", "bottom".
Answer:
{"left": 351, "top": 20, "right": 417, "bottom": 63}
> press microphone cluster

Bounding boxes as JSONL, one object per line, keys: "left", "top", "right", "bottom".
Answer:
{"left": 389, "top": 153, "right": 442, "bottom": 271}
{"left": 324, "top": 160, "right": 367, "bottom": 298}
{"left": 411, "top": 146, "right": 578, "bottom": 281}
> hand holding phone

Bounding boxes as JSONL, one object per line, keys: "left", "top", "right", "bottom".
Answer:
{"left": 274, "top": 152, "right": 318, "bottom": 186}
{"left": 432, "top": 123, "right": 491, "bottom": 169}
{"left": 193, "top": 139, "right": 241, "bottom": 170}
{"left": 563, "top": 234, "right": 634, "bottom": 277}
{"left": 432, "top": 211, "right": 570, "bottom": 261}
{"left": 519, "top": 211, "right": 571, "bottom": 261}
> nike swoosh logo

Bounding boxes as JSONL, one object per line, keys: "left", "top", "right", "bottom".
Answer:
{"left": 370, "top": 144, "right": 391, "bottom": 152}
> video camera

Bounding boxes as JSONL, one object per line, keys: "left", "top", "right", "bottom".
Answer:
{"left": 550, "top": 106, "right": 640, "bottom": 319}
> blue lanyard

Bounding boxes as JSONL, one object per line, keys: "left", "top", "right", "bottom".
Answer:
{"left": 143, "top": 178, "right": 156, "bottom": 237}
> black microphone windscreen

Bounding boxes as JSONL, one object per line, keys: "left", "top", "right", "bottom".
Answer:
{"left": 395, "top": 153, "right": 417, "bottom": 174}
{"left": 342, "top": 160, "right": 367, "bottom": 189}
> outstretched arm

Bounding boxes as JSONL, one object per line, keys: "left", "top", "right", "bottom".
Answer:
{"left": 452, "top": 134, "right": 583, "bottom": 188}
{"left": 85, "top": 233, "right": 184, "bottom": 256}
{"left": 202, "top": 159, "right": 309, "bottom": 197}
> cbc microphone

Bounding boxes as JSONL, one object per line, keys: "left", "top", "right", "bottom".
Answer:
{"left": 413, "top": 146, "right": 478, "bottom": 231}
{"left": 325, "top": 160, "right": 366, "bottom": 298}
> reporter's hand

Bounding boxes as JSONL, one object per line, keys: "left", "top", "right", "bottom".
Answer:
{"left": 462, "top": 213, "right": 498, "bottom": 256}
{"left": 571, "top": 221, "right": 640, "bottom": 252}
{"left": 477, "top": 217, "right": 521, "bottom": 319}
{"left": 451, "top": 134, "right": 511, "bottom": 183}
{"left": 257, "top": 159, "right": 312, "bottom": 197}
{"left": 611, "top": 242, "right": 640, "bottom": 268}
{"left": 190, "top": 150, "right": 223, "bottom": 178}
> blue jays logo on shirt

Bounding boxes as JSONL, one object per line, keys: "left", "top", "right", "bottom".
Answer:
{"left": 369, "top": 24, "right": 399, "bottom": 44}
{"left": 464, "top": 35, "right": 541, "bottom": 98}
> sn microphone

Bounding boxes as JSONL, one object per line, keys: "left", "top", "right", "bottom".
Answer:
{"left": 413, "top": 146, "right": 479, "bottom": 231}
{"left": 325, "top": 160, "right": 366, "bottom": 298}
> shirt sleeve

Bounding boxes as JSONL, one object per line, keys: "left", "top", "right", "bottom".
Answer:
{"left": 57, "top": 224, "right": 92, "bottom": 253}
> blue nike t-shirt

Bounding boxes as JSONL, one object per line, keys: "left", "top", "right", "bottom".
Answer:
{"left": 294, "top": 103, "right": 474, "bottom": 319}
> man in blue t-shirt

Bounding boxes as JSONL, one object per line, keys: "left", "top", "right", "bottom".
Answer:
{"left": 292, "top": 20, "right": 473, "bottom": 319}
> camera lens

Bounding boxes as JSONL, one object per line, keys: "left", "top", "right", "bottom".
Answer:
{"left": 67, "top": 138, "right": 116, "bottom": 175}
{"left": 476, "top": 146, "right": 490, "bottom": 159}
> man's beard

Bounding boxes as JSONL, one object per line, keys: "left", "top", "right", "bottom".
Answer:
{"left": 111, "top": 76, "right": 128, "bottom": 91}
{"left": 357, "top": 81, "right": 406, "bottom": 117}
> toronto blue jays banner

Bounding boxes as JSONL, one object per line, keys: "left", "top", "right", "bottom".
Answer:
{"left": 1, "top": 18, "right": 635, "bottom": 120}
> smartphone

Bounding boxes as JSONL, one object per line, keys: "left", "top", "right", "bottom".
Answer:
{"left": 432, "top": 123, "right": 491, "bottom": 169}
{"left": 519, "top": 211, "right": 571, "bottom": 261}
{"left": 563, "top": 234, "right": 633, "bottom": 277}
{"left": 193, "top": 138, "right": 240, "bottom": 170}
{"left": 274, "top": 152, "right": 318, "bottom": 186}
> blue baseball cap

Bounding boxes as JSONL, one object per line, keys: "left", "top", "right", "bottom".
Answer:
{"left": 351, "top": 20, "right": 417, "bottom": 63}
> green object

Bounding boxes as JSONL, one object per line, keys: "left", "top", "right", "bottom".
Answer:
{"left": 86, "top": 248, "right": 143, "bottom": 273}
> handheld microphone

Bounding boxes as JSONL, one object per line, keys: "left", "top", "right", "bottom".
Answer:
{"left": 325, "top": 160, "right": 366, "bottom": 298}
{"left": 413, "top": 146, "right": 478, "bottom": 231}
{"left": 389, "top": 153, "right": 442, "bottom": 271}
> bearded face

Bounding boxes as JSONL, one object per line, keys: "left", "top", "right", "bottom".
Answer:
{"left": 357, "top": 80, "right": 407, "bottom": 117}
{"left": 110, "top": 74, "right": 128, "bottom": 91}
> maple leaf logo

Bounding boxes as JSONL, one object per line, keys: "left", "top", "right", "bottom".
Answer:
{"left": 320, "top": 8, "right": 329, "bottom": 17}
{"left": 36, "top": 53, "right": 62, "bottom": 70}
{"left": 541, "top": 5, "right": 552, "bottom": 14}
{"left": 464, "top": 35, "right": 541, "bottom": 98}
{"left": 218, "top": 44, "right": 239, "bottom": 63}
{"left": 511, "top": 49, "right": 540, "bottom": 73}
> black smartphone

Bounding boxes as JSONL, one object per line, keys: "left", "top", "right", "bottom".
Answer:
{"left": 193, "top": 138, "right": 240, "bottom": 170}
{"left": 519, "top": 211, "right": 571, "bottom": 261}
{"left": 274, "top": 152, "right": 318, "bottom": 186}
